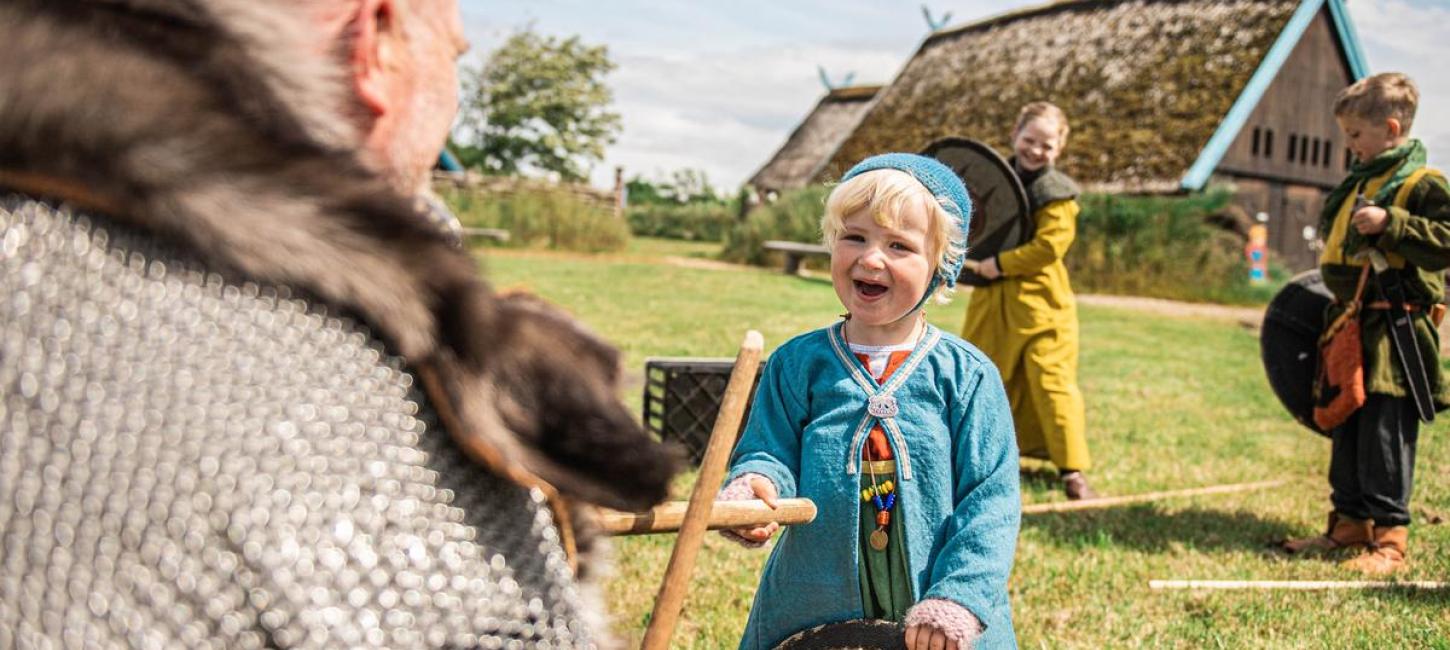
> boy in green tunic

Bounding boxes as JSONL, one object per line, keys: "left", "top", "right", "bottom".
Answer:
{"left": 1280, "top": 72, "right": 1450, "bottom": 574}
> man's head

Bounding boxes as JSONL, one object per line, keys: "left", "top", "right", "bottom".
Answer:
{"left": 1334, "top": 72, "right": 1418, "bottom": 164}
{"left": 317, "top": 0, "right": 470, "bottom": 193}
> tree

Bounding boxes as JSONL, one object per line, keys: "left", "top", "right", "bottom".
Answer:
{"left": 663, "top": 168, "right": 720, "bottom": 204}
{"left": 624, "top": 169, "right": 723, "bottom": 206}
{"left": 455, "top": 29, "right": 622, "bottom": 182}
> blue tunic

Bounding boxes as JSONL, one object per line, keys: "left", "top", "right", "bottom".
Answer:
{"left": 728, "top": 322, "right": 1021, "bottom": 649}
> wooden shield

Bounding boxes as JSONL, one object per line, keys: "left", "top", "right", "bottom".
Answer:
{"left": 920, "top": 137, "right": 1031, "bottom": 287}
{"left": 774, "top": 620, "right": 906, "bottom": 650}
{"left": 1260, "top": 269, "right": 1333, "bottom": 437}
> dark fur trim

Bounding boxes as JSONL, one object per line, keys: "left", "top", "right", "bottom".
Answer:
{"left": 1026, "top": 167, "right": 1080, "bottom": 213}
{"left": 0, "top": 1, "right": 678, "bottom": 512}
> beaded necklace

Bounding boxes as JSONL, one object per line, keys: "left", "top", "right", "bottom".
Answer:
{"left": 862, "top": 451, "right": 897, "bottom": 551}
{"left": 845, "top": 314, "right": 922, "bottom": 551}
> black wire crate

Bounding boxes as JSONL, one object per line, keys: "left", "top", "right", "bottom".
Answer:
{"left": 642, "top": 357, "right": 763, "bottom": 465}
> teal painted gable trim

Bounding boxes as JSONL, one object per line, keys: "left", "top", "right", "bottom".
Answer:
{"left": 1179, "top": 0, "right": 1369, "bottom": 191}
{"left": 1179, "top": 0, "right": 1325, "bottom": 191}
{"left": 1326, "top": 0, "right": 1369, "bottom": 78}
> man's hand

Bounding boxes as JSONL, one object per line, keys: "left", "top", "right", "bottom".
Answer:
{"left": 1352, "top": 205, "right": 1389, "bottom": 235}
{"left": 728, "top": 476, "right": 780, "bottom": 543}
{"left": 905, "top": 624, "right": 960, "bottom": 650}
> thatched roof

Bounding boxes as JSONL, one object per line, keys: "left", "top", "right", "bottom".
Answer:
{"left": 749, "top": 85, "right": 880, "bottom": 193}
{"left": 818, "top": 0, "right": 1301, "bottom": 193}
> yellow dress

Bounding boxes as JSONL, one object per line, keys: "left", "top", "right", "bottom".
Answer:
{"left": 961, "top": 198, "right": 1090, "bottom": 471}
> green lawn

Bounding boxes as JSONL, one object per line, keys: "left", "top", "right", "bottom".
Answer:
{"left": 478, "top": 238, "right": 1450, "bottom": 649}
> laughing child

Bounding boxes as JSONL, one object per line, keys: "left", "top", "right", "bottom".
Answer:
{"left": 719, "top": 154, "right": 1021, "bottom": 649}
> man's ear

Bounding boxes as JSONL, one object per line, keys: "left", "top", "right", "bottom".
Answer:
{"left": 351, "top": 0, "right": 395, "bottom": 116}
{"left": 1387, "top": 117, "right": 1403, "bottom": 139}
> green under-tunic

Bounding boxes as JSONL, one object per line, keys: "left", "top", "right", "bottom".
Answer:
{"left": 857, "top": 468, "right": 913, "bottom": 620}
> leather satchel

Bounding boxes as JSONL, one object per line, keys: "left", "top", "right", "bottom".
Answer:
{"left": 1313, "top": 265, "right": 1371, "bottom": 430}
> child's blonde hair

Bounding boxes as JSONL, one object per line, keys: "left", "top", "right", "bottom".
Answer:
{"left": 1013, "top": 101, "right": 1071, "bottom": 147}
{"left": 820, "top": 169, "right": 965, "bottom": 303}
{"left": 1334, "top": 72, "right": 1418, "bottom": 133}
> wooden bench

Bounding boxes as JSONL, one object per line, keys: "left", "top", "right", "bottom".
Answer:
{"left": 461, "top": 226, "right": 511, "bottom": 243}
{"left": 763, "top": 240, "right": 829, "bottom": 274}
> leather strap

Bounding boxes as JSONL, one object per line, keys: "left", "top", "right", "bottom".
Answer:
{"left": 0, "top": 169, "right": 121, "bottom": 216}
{"left": 1343, "top": 263, "right": 1371, "bottom": 313}
{"left": 1364, "top": 301, "right": 1421, "bottom": 311}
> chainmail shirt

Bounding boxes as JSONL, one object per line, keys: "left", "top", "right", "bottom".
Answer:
{"left": 0, "top": 195, "right": 595, "bottom": 648}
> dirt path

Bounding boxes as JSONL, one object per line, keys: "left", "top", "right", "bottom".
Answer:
{"left": 662, "top": 256, "right": 1277, "bottom": 326}
{"left": 662, "top": 256, "right": 754, "bottom": 272}
{"left": 1076, "top": 294, "right": 1263, "bottom": 328}
{"left": 501, "top": 249, "right": 1450, "bottom": 353}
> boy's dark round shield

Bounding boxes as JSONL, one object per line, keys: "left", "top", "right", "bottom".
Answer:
{"left": 774, "top": 620, "right": 906, "bottom": 650}
{"left": 1260, "top": 269, "right": 1333, "bottom": 437}
{"left": 920, "top": 137, "right": 1031, "bottom": 286}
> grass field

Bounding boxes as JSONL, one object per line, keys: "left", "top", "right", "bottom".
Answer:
{"left": 478, "top": 238, "right": 1450, "bottom": 649}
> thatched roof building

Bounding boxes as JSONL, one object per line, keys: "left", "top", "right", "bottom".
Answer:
{"left": 748, "top": 85, "right": 880, "bottom": 195}
{"left": 810, "top": 0, "right": 1368, "bottom": 270}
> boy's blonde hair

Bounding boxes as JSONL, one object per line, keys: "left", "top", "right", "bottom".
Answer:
{"left": 820, "top": 169, "right": 965, "bottom": 303}
{"left": 1334, "top": 72, "right": 1418, "bottom": 133}
{"left": 1013, "top": 101, "right": 1071, "bottom": 146}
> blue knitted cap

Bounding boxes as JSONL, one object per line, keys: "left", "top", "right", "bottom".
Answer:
{"left": 839, "top": 153, "right": 973, "bottom": 306}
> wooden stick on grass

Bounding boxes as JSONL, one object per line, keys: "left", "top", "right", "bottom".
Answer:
{"left": 640, "top": 331, "right": 765, "bottom": 650}
{"left": 1022, "top": 480, "right": 1288, "bottom": 514}
{"left": 1150, "top": 579, "right": 1450, "bottom": 590}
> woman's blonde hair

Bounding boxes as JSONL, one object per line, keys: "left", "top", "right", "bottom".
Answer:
{"left": 820, "top": 168, "right": 965, "bottom": 304}
{"left": 1013, "top": 101, "right": 1071, "bottom": 147}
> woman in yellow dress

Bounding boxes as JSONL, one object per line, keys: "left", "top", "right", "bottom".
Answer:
{"left": 963, "top": 102, "right": 1096, "bottom": 500}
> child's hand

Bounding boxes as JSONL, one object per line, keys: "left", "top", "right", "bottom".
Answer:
{"left": 905, "top": 624, "right": 960, "bottom": 650}
{"left": 904, "top": 599, "right": 980, "bottom": 650}
{"left": 1351, "top": 205, "right": 1389, "bottom": 235}
{"left": 730, "top": 476, "right": 781, "bottom": 543}
{"left": 975, "top": 257, "right": 1001, "bottom": 280}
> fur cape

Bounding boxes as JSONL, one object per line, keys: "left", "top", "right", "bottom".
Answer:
{"left": 0, "top": 0, "right": 679, "bottom": 555}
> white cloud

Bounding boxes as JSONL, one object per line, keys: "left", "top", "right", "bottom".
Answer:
{"left": 594, "top": 43, "right": 907, "bottom": 188}
{"left": 1347, "top": 0, "right": 1450, "bottom": 167}
{"left": 457, "top": 0, "right": 1450, "bottom": 189}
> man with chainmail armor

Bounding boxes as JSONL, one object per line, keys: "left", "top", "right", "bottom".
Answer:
{"left": 0, "top": 1, "right": 679, "bottom": 647}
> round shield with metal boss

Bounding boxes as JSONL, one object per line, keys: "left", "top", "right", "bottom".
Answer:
{"left": 919, "top": 137, "right": 1032, "bottom": 287}
{"left": 1260, "top": 269, "right": 1333, "bottom": 437}
{"left": 774, "top": 619, "right": 906, "bottom": 650}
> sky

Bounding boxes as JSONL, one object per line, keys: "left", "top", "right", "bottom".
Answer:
{"left": 456, "top": 0, "right": 1450, "bottom": 191}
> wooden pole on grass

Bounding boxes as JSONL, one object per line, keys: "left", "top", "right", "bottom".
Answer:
{"left": 1021, "top": 480, "right": 1287, "bottom": 514}
{"left": 640, "top": 331, "right": 765, "bottom": 650}
{"left": 1150, "top": 579, "right": 1450, "bottom": 590}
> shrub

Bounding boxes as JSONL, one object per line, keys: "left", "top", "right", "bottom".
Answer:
{"left": 720, "top": 185, "right": 830, "bottom": 267}
{"left": 438, "top": 183, "right": 629, "bottom": 253}
{"left": 626, "top": 202, "right": 736, "bottom": 241}
{"left": 1068, "top": 189, "right": 1281, "bottom": 304}
{"left": 714, "top": 184, "right": 1276, "bottom": 305}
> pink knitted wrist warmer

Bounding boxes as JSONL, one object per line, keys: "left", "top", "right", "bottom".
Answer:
{"left": 904, "top": 598, "right": 983, "bottom": 649}
{"left": 716, "top": 473, "right": 769, "bottom": 548}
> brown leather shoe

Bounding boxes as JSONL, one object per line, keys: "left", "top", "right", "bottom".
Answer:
{"left": 1062, "top": 471, "right": 1098, "bottom": 501}
{"left": 1341, "top": 525, "right": 1408, "bottom": 575}
{"left": 1279, "top": 511, "right": 1373, "bottom": 555}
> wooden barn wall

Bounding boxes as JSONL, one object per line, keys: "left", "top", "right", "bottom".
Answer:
{"left": 1220, "top": 9, "right": 1353, "bottom": 186}
{"left": 1217, "top": 8, "right": 1356, "bottom": 272}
